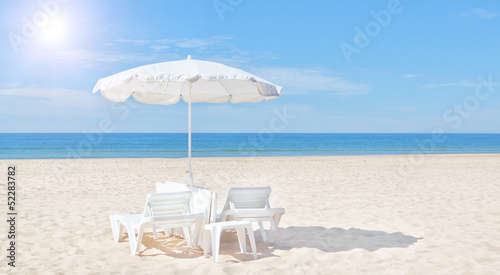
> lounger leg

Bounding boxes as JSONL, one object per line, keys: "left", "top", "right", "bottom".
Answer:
{"left": 152, "top": 225, "right": 158, "bottom": 239}
{"left": 109, "top": 216, "right": 118, "bottom": 242}
{"left": 126, "top": 224, "right": 137, "bottom": 255}
{"left": 118, "top": 224, "right": 125, "bottom": 242}
{"left": 258, "top": 221, "right": 268, "bottom": 242}
{"left": 204, "top": 227, "right": 211, "bottom": 258}
{"left": 192, "top": 218, "right": 204, "bottom": 248}
{"left": 245, "top": 225, "right": 258, "bottom": 260}
{"left": 135, "top": 226, "right": 145, "bottom": 255}
{"left": 236, "top": 227, "right": 247, "bottom": 254}
{"left": 109, "top": 216, "right": 124, "bottom": 242}
{"left": 183, "top": 227, "right": 193, "bottom": 248}
{"left": 211, "top": 228, "right": 222, "bottom": 262}
{"left": 267, "top": 219, "right": 276, "bottom": 242}
{"left": 270, "top": 214, "right": 283, "bottom": 242}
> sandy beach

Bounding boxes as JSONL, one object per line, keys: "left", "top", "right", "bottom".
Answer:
{"left": 1, "top": 154, "right": 500, "bottom": 274}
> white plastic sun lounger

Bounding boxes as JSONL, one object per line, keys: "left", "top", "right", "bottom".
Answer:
{"left": 217, "top": 187, "right": 285, "bottom": 242}
{"left": 155, "top": 181, "right": 217, "bottom": 248}
{"left": 109, "top": 191, "right": 205, "bottom": 255}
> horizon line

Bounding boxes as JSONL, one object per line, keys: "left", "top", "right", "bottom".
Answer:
{"left": 1, "top": 132, "right": 500, "bottom": 135}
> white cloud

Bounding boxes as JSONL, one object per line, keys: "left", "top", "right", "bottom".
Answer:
{"left": 173, "top": 37, "right": 228, "bottom": 49}
{"left": 188, "top": 103, "right": 313, "bottom": 133}
{"left": 424, "top": 80, "right": 478, "bottom": 89}
{"left": 472, "top": 8, "right": 498, "bottom": 19}
{"left": 150, "top": 45, "right": 170, "bottom": 51}
{"left": 39, "top": 36, "right": 239, "bottom": 68}
{"left": 39, "top": 49, "right": 176, "bottom": 68}
{"left": 116, "top": 36, "right": 234, "bottom": 50}
{"left": 34, "top": 37, "right": 237, "bottom": 68}
{"left": 38, "top": 36, "right": 258, "bottom": 68}
{"left": 115, "top": 39, "right": 152, "bottom": 45}
{"left": 460, "top": 8, "right": 498, "bottom": 19}
{"left": 0, "top": 87, "right": 103, "bottom": 117}
{"left": 389, "top": 106, "right": 417, "bottom": 112}
{"left": 0, "top": 87, "right": 89, "bottom": 102}
{"left": 250, "top": 67, "right": 370, "bottom": 96}
{"left": 401, "top": 74, "right": 423, "bottom": 78}
{"left": 0, "top": 82, "right": 19, "bottom": 88}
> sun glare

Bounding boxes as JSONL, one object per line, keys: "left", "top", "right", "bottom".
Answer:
{"left": 38, "top": 17, "right": 68, "bottom": 47}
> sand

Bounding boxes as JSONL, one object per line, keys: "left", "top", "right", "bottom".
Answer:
{"left": 1, "top": 154, "right": 500, "bottom": 274}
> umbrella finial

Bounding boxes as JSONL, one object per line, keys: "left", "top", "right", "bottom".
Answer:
{"left": 187, "top": 55, "right": 192, "bottom": 60}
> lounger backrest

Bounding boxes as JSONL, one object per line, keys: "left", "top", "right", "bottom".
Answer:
{"left": 144, "top": 191, "right": 192, "bottom": 218}
{"left": 156, "top": 182, "right": 217, "bottom": 223}
{"left": 191, "top": 185, "right": 218, "bottom": 224}
{"left": 223, "top": 187, "right": 271, "bottom": 212}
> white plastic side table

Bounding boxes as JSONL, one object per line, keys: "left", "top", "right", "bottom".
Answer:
{"left": 204, "top": 221, "right": 258, "bottom": 262}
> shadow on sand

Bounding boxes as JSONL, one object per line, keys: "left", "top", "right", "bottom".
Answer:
{"left": 267, "top": 226, "right": 422, "bottom": 253}
{"left": 134, "top": 226, "right": 422, "bottom": 260}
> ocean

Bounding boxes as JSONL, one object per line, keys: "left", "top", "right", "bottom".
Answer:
{"left": 0, "top": 133, "right": 499, "bottom": 159}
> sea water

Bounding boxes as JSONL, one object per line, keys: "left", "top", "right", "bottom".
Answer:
{"left": 0, "top": 133, "right": 499, "bottom": 159}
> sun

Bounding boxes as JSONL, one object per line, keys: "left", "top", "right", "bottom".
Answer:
{"left": 38, "top": 16, "right": 68, "bottom": 47}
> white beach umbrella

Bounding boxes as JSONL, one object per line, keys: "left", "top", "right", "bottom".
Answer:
{"left": 92, "top": 55, "right": 283, "bottom": 188}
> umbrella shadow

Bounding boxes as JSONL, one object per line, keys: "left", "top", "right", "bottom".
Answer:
{"left": 255, "top": 226, "right": 422, "bottom": 258}
{"left": 123, "top": 226, "right": 422, "bottom": 260}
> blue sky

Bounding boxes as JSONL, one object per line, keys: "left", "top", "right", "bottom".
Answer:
{"left": 1, "top": 0, "right": 499, "bottom": 133}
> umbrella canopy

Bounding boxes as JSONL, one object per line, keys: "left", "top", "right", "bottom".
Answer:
{"left": 93, "top": 55, "right": 283, "bottom": 188}
{"left": 93, "top": 55, "right": 281, "bottom": 104}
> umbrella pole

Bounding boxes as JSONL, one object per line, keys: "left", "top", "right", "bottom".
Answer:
{"left": 188, "top": 83, "right": 193, "bottom": 190}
